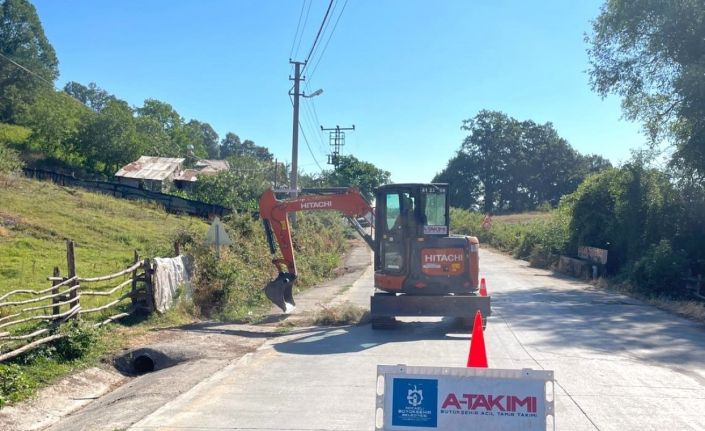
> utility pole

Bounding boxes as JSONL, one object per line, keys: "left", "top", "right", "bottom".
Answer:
{"left": 289, "top": 60, "right": 305, "bottom": 199}
{"left": 273, "top": 158, "right": 278, "bottom": 189}
{"left": 321, "top": 125, "right": 355, "bottom": 168}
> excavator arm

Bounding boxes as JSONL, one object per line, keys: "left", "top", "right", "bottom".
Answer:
{"left": 258, "top": 187, "right": 375, "bottom": 312}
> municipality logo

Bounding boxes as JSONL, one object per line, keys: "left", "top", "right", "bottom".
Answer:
{"left": 392, "top": 378, "right": 438, "bottom": 427}
{"left": 407, "top": 385, "right": 424, "bottom": 407}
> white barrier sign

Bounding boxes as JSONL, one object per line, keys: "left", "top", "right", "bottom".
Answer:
{"left": 376, "top": 365, "right": 554, "bottom": 431}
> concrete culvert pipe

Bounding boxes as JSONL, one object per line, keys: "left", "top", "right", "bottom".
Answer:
{"left": 133, "top": 354, "right": 155, "bottom": 374}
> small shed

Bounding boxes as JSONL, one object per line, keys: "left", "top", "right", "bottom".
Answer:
{"left": 115, "top": 156, "right": 185, "bottom": 192}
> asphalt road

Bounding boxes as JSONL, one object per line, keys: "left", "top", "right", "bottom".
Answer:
{"left": 130, "top": 248, "right": 705, "bottom": 431}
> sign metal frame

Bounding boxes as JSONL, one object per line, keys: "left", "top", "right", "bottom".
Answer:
{"left": 376, "top": 365, "right": 554, "bottom": 431}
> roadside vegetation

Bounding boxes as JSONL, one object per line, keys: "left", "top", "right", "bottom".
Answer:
{"left": 0, "top": 177, "right": 349, "bottom": 407}
{"left": 452, "top": 157, "right": 705, "bottom": 307}
{"left": 443, "top": 0, "right": 705, "bottom": 312}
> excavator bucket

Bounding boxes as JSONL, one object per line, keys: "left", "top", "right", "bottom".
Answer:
{"left": 265, "top": 274, "right": 296, "bottom": 313}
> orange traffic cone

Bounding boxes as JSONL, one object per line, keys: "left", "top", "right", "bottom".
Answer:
{"left": 479, "top": 278, "right": 488, "bottom": 297}
{"left": 466, "top": 310, "right": 488, "bottom": 368}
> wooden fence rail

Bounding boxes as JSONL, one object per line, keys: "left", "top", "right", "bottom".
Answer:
{"left": 0, "top": 240, "right": 155, "bottom": 363}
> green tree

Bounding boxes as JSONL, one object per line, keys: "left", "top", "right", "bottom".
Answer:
{"left": 220, "top": 132, "right": 241, "bottom": 159}
{"left": 433, "top": 151, "right": 481, "bottom": 209}
{"left": 588, "top": 0, "right": 705, "bottom": 176}
{"left": 15, "top": 89, "right": 90, "bottom": 162}
{"left": 321, "top": 155, "right": 391, "bottom": 200}
{"left": 0, "top": 0, "right": 59, "bottom": 122}
{"left": 136, "top": 99, "right": 185, "bottom": 157}
{"left": 76, "top": 99, "right": 142, "bottom": 173}
{"left": 435, "top": 111, "right": 611, "bottom": 212}
{"left": 185, "top": 119, "right": 219, "bottom": 159}
{"left": 63, "top": 81, "right": 115, "bottom": 112}
{"left": 189, "top": 156, "right": 273, "bottom": 209}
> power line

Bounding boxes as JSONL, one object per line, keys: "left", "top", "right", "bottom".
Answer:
{"left": 289, "top": 0, "right": 308, "bottom": 58}
{"left": 293, "top": 0, "right": 313, "bottom": 60}
{"left": 299, "top": 122, "right": 325, "bottom": 171}
{"left": 302, "top": 0, "right": 335, "bottom": 71}
{"left": 306, "top": 0, "right": 349, "bottom": 83}
{"left": 303, "top": 0, "right": 339, "bottom": 74}
{"left": 0, "top": 51, "right": 92, "bottom": 112}
{"left": 289, "top": 94, "right": 324, "bottom": 172}
{"left": 302, "top": 98, "right": 328, "bottom": 154}
{"left": 0, "top": 51, "right": 55, "bottom": 88}
{"left": 299, "top": 101, "right": 327, "bottom": 168}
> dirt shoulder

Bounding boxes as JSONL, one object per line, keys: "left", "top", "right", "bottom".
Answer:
{"left": 0, "top": 241, "right": 372, "bottom": 431}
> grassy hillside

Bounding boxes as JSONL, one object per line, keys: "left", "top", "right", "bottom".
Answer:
{"left": 0, "top": 177, "right": 208, "bottom": 294}
{"left": 0, "top": 177, "right": 349, "bottom": 407}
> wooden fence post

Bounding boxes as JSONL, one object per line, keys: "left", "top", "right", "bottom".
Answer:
{"left": 131, "top": 251, "right": 139, "bottom": 309}
{"left": 51, "top": 266, "right": 61, "bottom": 317}
{"left": 66, "top": 240, "right": 79, "bottom": 318}
{"left": 143, "top": 258, "right": 154, "bottom": 312}
{"left": 174, "top": 241, "right": 180, "bottom": 256}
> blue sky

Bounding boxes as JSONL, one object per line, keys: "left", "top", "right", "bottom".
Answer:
{"left": 33, "top": 0, "right": 644, "bottom": 183}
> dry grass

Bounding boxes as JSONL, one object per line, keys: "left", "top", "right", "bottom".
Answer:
{"left": 492, "top": 212, "right": 553, "bottom": 224}
{"left": 278, "top": 301, "right": 370, "bottom": 328}
{"left": 594, "top": 278, "right": 705, "bottom": 324}
{"left": 311, "top": 302, "right": 370, "bottom": 326}
{"left": 645, "top": 298, "right": 705, "bottom": 323}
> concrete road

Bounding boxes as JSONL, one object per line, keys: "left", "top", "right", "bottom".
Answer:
{"left": 130, "top": 248, "right": 705, "bottom": 431}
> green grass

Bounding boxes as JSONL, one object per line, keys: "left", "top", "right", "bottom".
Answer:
{"left": 451, "top": 207, "right": 569, "bottom": 267}
{"left": 0, "top": 177, "right": 208, "bottom": 295}
{"left": 0, "top": 176, "right": 350, "bottom": 407}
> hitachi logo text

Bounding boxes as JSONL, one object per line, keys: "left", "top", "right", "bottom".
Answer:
{"left": 300, "top": 201, "right": 333, "bottom": 209}
{"left": 424, "top": 254, "right": 463, "bottom": 263}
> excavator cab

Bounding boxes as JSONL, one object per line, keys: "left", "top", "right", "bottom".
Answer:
{"left": 375, "top": 184, "right": 446, "bottom": 275}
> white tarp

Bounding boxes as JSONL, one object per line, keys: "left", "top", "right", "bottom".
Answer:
{"left": 152, "top": 255, "right": 192, "bottom": 313}
{"left": 376, "top": 365, "right": 554, "bottom": 431}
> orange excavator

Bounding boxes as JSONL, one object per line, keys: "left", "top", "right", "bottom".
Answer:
{"left": 258, "top": 183, "right": 490, "bottom": 328}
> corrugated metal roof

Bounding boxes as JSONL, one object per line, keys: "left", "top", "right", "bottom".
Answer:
{"left": 194, "top": 160, "right": 229, "bottom": 171}
{"left": 173, "top": 169, "right": 199, "bottom": 182}
{"left": 115, "top": 156, "right": 185, "bottom": 181}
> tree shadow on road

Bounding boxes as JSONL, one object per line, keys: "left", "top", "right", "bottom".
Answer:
{"left": 492, "top": 284, "right": 705, "bottom": 378}
{"left": 272, "top": 318, "right": 470, "bottom": 355}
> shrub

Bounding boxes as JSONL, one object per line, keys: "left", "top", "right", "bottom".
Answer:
{"left": 184, "top": 212, "right": 348, "bottom": 321}
{"left": 53, "top": 320, "right": 100, "bottom": 361}
{"left": 0, "top": 142, "right": 23, "bottom": 175}
{"left": 0, "top": 363, "right": 32, "bottom": 408}
{"left": 451, "top": 207, "right": 568, "bottom": 266}
{"left": 630, "top": 240, "right": 688, "bottom": 297}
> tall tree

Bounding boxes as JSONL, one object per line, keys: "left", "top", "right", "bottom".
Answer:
{"left": 185, "top": 119, "right": 219, "bottom": 159}
{"left": 321, "top": 155, "right": 391, "bottom": 200}
{"left": 63, "top": 81, "right": 115, "bottom": 112}
{"left": 136, "top": 99, "right": 184, "bottom": 157}
{"left": 15, "top": 89, "right": 90, "bottom": 161}
{"left": 435, "top": 111, "right": 611, "bottom": 212}
{"left": 588, "top": 0, "right": 705, "bottom": 177}
{"left": 220, "top": 132, "right": 241, "bottom": 159}
{"left": 458, "top": 110, "right": 522, "bottom": 212}
{"left": 0, "top": 0, "right": 59, "bottom": 122}
{"left": 77, "top": 99, "right": 142, "bottom": 173}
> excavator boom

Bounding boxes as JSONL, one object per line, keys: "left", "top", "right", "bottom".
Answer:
{"left": 258, "top": 187, "right": 374, "bottom": 312}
